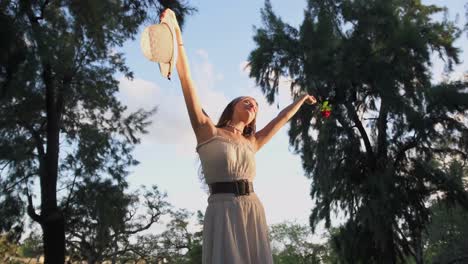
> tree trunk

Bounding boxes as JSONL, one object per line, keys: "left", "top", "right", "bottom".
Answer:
{"left": 87, "top": 255, "right": 97, "bottom": 264}
{"left": 24, "top": 3, "right": 67, "bottom": 260}
{"left": 380, "top": 228, "right": 397, "bottom": 264}
{"left": 111, "top": 241, "right": 118, "bottom": 264}
{"left": 41, "top": 213, "right": 65, "bottom": 264}
{"left": 414, "top": 229, "right": 424, "bottom": 264}
{"left": 41, "top": 64, "right": 65, "bottom": 263}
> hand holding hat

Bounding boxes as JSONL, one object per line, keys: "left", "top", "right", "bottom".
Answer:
{"left": 159, "top": 9, "right": 180, "bottom": 32}
{"left": 140, "top": 8, "right": 180, "bottom": 80}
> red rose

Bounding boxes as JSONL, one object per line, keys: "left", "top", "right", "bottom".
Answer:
{"left": 321, "top": 110, "right": 331, "bottom": 118}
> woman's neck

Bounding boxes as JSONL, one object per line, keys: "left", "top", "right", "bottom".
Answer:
{"left": 225, "top": 123, "right": 243, "bottom": 134}
{"left": 226, "top": 120, "right": 246, "bottom": 135}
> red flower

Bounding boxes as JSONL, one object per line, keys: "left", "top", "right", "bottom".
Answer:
{"left": 321, "top": 110, "right": 331, "bottom": 118}
{"left": 319, "top": 100, "right": 332, "bottom": 118}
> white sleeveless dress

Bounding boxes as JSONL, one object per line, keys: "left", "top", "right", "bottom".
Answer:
{"left": 196, "top": 129, "right": 274, "bottom": 264}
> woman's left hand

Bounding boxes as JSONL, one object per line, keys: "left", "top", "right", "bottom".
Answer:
{"left": 160, "top": 8, "right": 181, "bottom": 32}
{"left": 303, "top": 94, "right": 317, "bottom": 105}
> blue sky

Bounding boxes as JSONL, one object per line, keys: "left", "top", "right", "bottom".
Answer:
{"left": 116, "top": 0, "right": 468, "bottom": 237}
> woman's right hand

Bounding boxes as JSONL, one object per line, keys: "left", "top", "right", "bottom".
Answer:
{"left": 303, "top": 94, "right": 317, "bottom": 105}
{"left": 160, "top": 8, "right": 181, "bottom": 32}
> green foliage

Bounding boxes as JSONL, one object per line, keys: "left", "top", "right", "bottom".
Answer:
{"left": 64, "top": 181, "right": 170, "bottom": 263}
{"left": 0, "top": 192, "right": 24, "bottom": 242}
{"left": 423, "top": 199, "right": 468, "bottom": 263}
{"left": 248, "top": 0, "right": 468, "bottom": 262}
{"left": 18, "top": 231, "right": 43, "bottom": 258}
{"left": 0, "top": 0, "right": 196, "bottom": 262}
{"left": 0, "top": 234, "right": 19, "bottom": 262}
{"left": 119, "top": 209, "right": 204, "bottom": 263}
{"left": 269, "top": 220, "right": 336, "bottom": 264}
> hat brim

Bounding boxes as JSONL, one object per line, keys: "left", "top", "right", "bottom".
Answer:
{"left": 158, "top": 18, "right": 178, "bottom": 80}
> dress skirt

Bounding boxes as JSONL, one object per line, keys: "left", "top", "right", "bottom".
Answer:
{"left": 202, "top": 192, "right": 274, "bottom": 264}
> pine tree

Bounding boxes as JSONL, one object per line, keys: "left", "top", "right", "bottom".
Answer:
{"left": 0, "top": 1, "right": 195, "bottom": 262}
{"left": 248, "top": 0, "right": 468, "bottom": 262}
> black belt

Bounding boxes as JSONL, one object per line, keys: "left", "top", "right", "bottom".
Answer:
{"left": 209, "top": 179, "right": 254, "bottom": 196}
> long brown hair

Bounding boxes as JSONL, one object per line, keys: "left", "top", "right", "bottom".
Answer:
{"left": 216, "top": 96, "right": 257, "bottom": 137}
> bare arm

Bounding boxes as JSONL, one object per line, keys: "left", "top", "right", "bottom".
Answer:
{"left": 254, "top": 94, "right": 316, "bottom": 152}
{"left": 162, "top": 10, "right": 214, "bottom": 138}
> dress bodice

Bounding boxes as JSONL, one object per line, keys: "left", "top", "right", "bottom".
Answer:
{"left": 196, "top": 133, "right": 256, "bottom": 184}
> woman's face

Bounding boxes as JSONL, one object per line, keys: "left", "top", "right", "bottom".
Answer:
{"left": 233, "top": 97, "right": 258, "bottom": 124}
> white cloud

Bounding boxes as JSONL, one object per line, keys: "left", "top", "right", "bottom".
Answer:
{"left": 118, "top": 77, "right": 161, "bottom": 111}
{"left": 195, "top": 49, "right": 209, "bottom": 60}
{"left": 117, "top": 76, "right": 194, "bottom": 156}
{"left": 191, "top": 49, "right": 230, "bottom": 123}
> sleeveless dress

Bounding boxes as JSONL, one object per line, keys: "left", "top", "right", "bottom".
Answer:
{"left": 196, "top": 129, "right": 274, "bottom": 264}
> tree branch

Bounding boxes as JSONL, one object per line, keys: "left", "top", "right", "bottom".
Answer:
{"left": 431, "top": 147, "right": 467, "bottom": 160}
{"left": 4, "top": 172, "right": 35, "bottom": 193}
{"left": 335, "top": 108, "right": 360, "bottom": 146}
{"left": 38, "top": 0, "right": 50, "bottom": 20}
{"left": 27, "top": 191, "right": 42, "bottom": 223}
{"left": 123, "top": 210, "right": 163, "bottom": 236}
{"left": 103, "top": 242, "right": 133, "bottom": 260}
{"left": 393, "top": 137, "right": 419, "bottom": 169}
{"left": 123, "top": 206, "right": 138, "bottom": 223}
{"left": 68, "top": 230, "right": 88, "bottom": 242}
{"left": 377, "top": 98, "right": 388, "bottom": 159}
{"left": 393, "top": 223, "right": 417, "bottom": 259}
{"left": 63, "top": 171, "right": 79, "bottom": 216}
{"left": 0, "top": 160, "right": 13, "bottom": 174}
{"left": 56, "top": 59, "right": 76, "bottom": 126}
{"left": 25, "top": 123, "right": 46, "bottom": 159}
{"left": 345, "top": 101, "right": 375, "bottom": 165}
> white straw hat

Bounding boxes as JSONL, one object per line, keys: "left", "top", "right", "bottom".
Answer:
{"left": 140, "top": 15, "right": 178, "bottom": 80}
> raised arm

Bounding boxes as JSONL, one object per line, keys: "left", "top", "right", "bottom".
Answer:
{"left": 161, "top": 9, "right": 214, "bottom": 139}
{"left": 254, "top": 94, "right": 317, "bottom": 152}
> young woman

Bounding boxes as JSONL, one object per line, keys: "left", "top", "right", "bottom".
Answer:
{"left": 160, "top": 9, "right": 317, "bottom": 264}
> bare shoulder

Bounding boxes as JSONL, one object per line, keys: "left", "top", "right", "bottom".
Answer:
{"left": 248, "top": 133, "right": 258, "bottom": 144}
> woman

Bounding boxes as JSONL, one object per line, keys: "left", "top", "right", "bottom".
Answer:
{"left": 160, "top": 9, "right": 317, "bottom": 264}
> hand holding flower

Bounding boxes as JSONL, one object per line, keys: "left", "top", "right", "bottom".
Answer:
{"left": 303, "top": 94, "right": 317, "bottom": 105}
{"left": 319, "top": 100, "right": 332, "bottom": 118}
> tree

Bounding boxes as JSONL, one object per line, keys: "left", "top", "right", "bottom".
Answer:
{"left": 0, "top": 234, "right": 19, "bottom": 263}
{"left": 157, "top": 209, "right": 203, "bottom": 264}
{"left": 248, "top": 0, "right": 468, "bottom": 262}
{"left": 18, "top": 230, "right": 43, "bottom": 259}
{"left": 117, "top": 208, "right": 204, "bottom": 263}
{"left": 0, "top": 192, "right": 24, "bottom": 243}
{"left": 0, "top": 0, "right": 196, "bottom": 262}
{"left": 64, "top": 180, "right": 170, "bottom": 264}
{"left": 423, "top": 195, "right": 468, "bottom": 263}
{"left": 269, "top": 220, "right": 335, "bottom": 264}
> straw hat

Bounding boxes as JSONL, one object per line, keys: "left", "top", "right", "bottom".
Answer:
{"left": 140, "top": 15, "right": 178, "bottom": 80}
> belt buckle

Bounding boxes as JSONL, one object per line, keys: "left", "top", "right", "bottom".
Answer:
{"left": 235, "top": 179, "right": 249, "bottom": 196}
{"left": 234, "top": 180, "right": 241, "bottom": 197}
{"left": 244, "top": 179, "right": 250, "bottom": 196}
